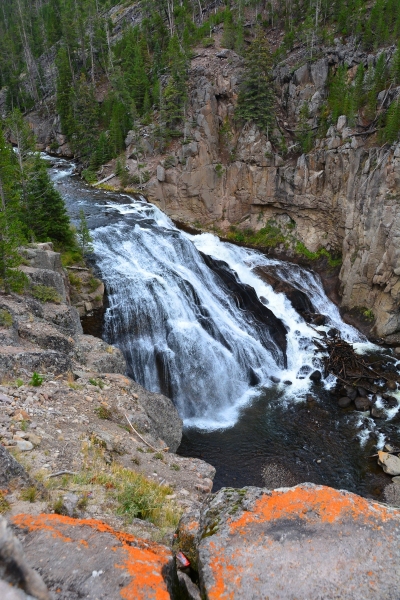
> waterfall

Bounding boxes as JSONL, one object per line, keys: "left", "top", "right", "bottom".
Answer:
{"left": 91, "top": 197, "right": 363, "bottom": 429}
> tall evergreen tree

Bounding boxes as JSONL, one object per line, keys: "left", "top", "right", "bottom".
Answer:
{"left": 25, "top": 157, "right": 74, "bottom": 246}
{"left": 235, "top": 28, "right": 275, "bottom": 135}
{"left": 0, "top": 126, "right": 27, "bottom": 293}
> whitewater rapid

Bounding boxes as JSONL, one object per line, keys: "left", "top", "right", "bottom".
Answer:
{"left": 87, "top": 197, "right": 364, "bottom": 429}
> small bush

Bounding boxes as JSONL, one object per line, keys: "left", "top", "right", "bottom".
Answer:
{"left": 164, "top": 155, "right": 176, "bottom": 169}
{"left": 68, "top": 272, "right": 82, "bottom": 292}
{"left": 95, "top": 406, "right": 112, "bottom": 420}
{"left": 31, "top": 285, "right": 61, "bottom": 304}
{"left": 215, "top": 163, "right": 224, "bottom": 177}
{"left": 88, "top": 277, "right": 100, "bottom": 293}
{"left": 0, "top": 309, "right": 13, "bottom": 327}
{"left": 61, "top": 248, "right": 83, "bottom": 267}
{"left": 171, "top": 463, "right": 180, "bottom": 471}
{"left": 53, "top": 496, "right": 64, "bottom": 514}
{"left": 20, "top": 487, "right": 37, "bottom": 503}
{"left": 82, "top": 169, "right": 97, "bottom": 184}
{"left": 89, "top": 378, "right": 104, "bottom": 389}
{"left": 16, "top": 378, "right": 24, "bottom": 387}
{"left": 30, "top": 372, "right": 44, "bottom": 387}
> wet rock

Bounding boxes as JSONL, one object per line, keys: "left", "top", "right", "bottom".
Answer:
{"left": 381, "top": 394, "right": 398, "bottom": 408}
{"left": 12, "top": 514, "right": 176, "bottom": 599}
{"left": 254, "top": 267, "right": 315, "bottom": 315}
{"left": 0, "top": 516, "right": 50, "bottom": 600}
{"left": 197, "top": 484, "right": 400, "bottom": 599}
{"left": 311, "top": 314, "right": 326, "bottom": 326}
{"left": 338, "top": 396, "right": 352, "bottom": 408}
{"left": 270, "top": 376, "right": 280, "bottom": 383}
{"left": 378, "top": 451, "right": 400, "bottom": 476}
{"left": 354, "top": 397, "right": 371, "bottom": 411}
{"left": 371, "top": 406, "right": 385, "bottom": 418}
{"left": 357, "top": 386, "right": 368, "bottom": 397}
{"left": 202, "top": 254, "right": 288, "bottom": 362}
{"left": 309, "top": 370, "right": 322, "bottom": 382}
{"left": 306, "top": 394, "right": 315, "bottom": 403}
{"left": 327, "top": 327, "right": 339, "bottom": 337}
{"left": 283, "top": 380, "right": 292, "bottom": 385}
{"left": 344, "top": 386, "right": 357, "bottom": 400}
{"left": 386, "top": 380, "right": 397, "bottom": 391}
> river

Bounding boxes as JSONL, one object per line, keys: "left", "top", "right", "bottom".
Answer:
{"left": 48, "top": 156, "right": 400, "bottom": 499}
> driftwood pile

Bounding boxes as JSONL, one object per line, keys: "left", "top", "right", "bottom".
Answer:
{"left": 313, "top": 333, "right": 399, "bottom": 399}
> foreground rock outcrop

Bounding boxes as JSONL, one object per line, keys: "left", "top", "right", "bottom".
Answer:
{"left": 193, "top": 484, "right": 400, "bottom": 599}
{"left": 11, "top": 514, "right": 176, "bottom": 599}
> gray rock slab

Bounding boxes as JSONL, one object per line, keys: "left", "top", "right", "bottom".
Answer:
{"left": 197, "top": 483, "right": 400, "bottom": 599}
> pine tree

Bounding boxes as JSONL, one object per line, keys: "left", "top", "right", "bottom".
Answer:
{"left": 76, "top": 209, "right": 94, "bottom": 255}
{"left": 56, "top": 46, "right": 74, "bottom": 137}
{"left": 382, "top": 96, "right": 400, "bottom": 143}
{"left": 25, "top": 157, "right": 74, "bottom": 247}
{"left": 0, "top": 126, "right": 27, "bottom": 293}
{"left": 235, "top": 28, "right": 275, "bottom": 135}
{"left": 221, "top": 9, "right": 236, "bottom": 49}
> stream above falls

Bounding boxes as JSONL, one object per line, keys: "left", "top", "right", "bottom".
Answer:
{"left": 48, "top": 156, "right": 400, "bottom": 500}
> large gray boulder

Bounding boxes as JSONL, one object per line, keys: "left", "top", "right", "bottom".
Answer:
{"left": 195, "top": 484, "right": 400, "bottom": 599}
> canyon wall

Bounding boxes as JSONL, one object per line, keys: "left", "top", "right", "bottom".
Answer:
{"left": 140, "top": 42, "right": 400, "bottom": 342}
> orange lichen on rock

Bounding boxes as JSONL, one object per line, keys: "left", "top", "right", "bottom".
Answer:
{"left": 229, "top": 485, "right": 397, "bottom": 533}
{"left": 12, "top": 514, "right": 172, "bottom": 600}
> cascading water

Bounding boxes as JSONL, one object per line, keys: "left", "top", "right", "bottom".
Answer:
{"left": 89, "top": 197, "right": 363, "bottom": 429}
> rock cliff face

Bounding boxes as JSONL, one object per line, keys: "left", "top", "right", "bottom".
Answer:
{"left": 136, "top": 41, "right": 400, "bottom": 341}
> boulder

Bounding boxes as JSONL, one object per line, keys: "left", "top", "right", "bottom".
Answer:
{"left": 354, "top": 397, "right": 370, "bottom": 411}
{"left": 196, "top": 484, "right": 400, "bottom": 599}
{"left": 19, "top": 267, "right": 67, "bottom": 303}
{"left": 131, "top": 381, "right": 183, "bottom": 452}
{"left": 309, "top": 370, "right": 322, "bottom": 382}
{"left": 378, "top": 451, "right": 400, "bottom": 476}
{"left": 310, "top": 58, "right": 329, "bottom": 89}
{"left": 12, "top": 514, "right": 176, "bottom": 599}
{"left": 338, "top": 396, "right": 352, "bottom": 408}
{"left": 0, "top": 445, "right": 31, "bottom": 489}
{"left": 0, "top": 349, "right": 71, "bottom": 379}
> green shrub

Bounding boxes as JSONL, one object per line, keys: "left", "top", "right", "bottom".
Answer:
{"left": 0, "top": 309, "right": 13, "bottom": 327}
{"left": 94, "top": 406, "right": 112, "bottom": 420}
{"left": 31, "top": 285, "right": 61, "bottom": 303}
{"left": 30, "top": 372, "right": 44, "bottom": 387}
{"left": 68, "top": 272, "right": 82, "bottom": 292}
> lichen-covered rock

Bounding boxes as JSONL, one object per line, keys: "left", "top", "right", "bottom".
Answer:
{"left": 196, "top": 484, "right": 400, "bottom": 599}
{"left": 12, "top": 514, "right": 176, "bottom": 599}
{"left": 0, "top": 516, "right": 50, "bottom": 600}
